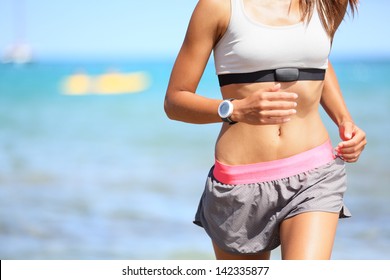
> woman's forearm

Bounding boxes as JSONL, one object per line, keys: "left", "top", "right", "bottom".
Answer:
{"left": 164, "top": 89, "right": 222, "bottom": 124}
{"left": 320, "top": 61, "right": 354, "bottom": 126}
{"left": 321, "top": 61, "right": 367, "bottom": 162}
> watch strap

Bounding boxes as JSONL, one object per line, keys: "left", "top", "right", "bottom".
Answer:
{"left": 222, "top": 116, "right": 237, "bottom": 125}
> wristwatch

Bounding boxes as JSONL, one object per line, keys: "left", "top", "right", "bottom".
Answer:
{"left": 218, "top": 99, "right": 237, "bottom": 125}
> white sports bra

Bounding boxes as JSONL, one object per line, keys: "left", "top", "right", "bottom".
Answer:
{"left": 213, "top": 0, "right": 331, "bottom": 77}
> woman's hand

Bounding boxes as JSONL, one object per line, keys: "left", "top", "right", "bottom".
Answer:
{"left": 336, "top": 121, "right": 367, "bottom": 163}
{"left": 231, "top": 83, "right": 298, "bottom": 125}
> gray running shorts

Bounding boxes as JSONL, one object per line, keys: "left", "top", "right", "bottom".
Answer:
{"left": 194, "top": 157, "right": 351, "bottom": 254}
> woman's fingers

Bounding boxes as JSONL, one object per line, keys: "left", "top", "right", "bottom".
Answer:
{"left": 253, "top": 88, "right": 298, "bottom": 124}
{"left": 336, "top": 125, "right": 367, "bottom": 162}
{"left": 232, "top": 85, "right": 299, "bottom": 125}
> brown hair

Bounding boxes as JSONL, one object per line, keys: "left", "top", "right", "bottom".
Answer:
{"left": 300, "top": 0, "right": 359, "bottom": 37}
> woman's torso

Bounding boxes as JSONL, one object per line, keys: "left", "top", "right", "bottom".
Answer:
{"left": 213, "top": 0, "right": 331, "bottom": 165}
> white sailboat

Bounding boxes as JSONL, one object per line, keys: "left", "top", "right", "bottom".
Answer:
{"left": 2, "top": 43, "right": 32, "bottom": 64}
{"left": 1, "top": 0, "right": 33, "bottom": 64}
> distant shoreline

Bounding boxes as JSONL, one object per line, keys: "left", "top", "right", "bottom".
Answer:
{"left": 2, "top": 55, "right": 390, "bottom": 66}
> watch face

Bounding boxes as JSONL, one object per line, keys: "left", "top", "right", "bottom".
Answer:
{"left": 220, "top": 102, "right": 230, "bottom": 116}
{"left": 219, "top": 100, "right": 233, "bottom": 118}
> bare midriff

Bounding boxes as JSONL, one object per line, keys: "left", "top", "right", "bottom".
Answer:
{"left": 215, "top": 80, "right": 330, "bottom": 165}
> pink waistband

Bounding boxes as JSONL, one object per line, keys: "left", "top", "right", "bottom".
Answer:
{"left": 213, "top": 140, "right": 336, "bottom": 185}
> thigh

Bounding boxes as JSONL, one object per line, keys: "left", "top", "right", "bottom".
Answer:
{"left": 280, "top": 212, "right": 339, "bottom": 260}
{"left": 212, "top": 241, "right": 271, "bottom": 260}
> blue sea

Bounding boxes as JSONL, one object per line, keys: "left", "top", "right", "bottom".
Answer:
{"left": 0, "top": 58, "right": 389, "bottom": 260}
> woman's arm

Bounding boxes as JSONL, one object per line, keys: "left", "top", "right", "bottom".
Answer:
{"left": 321, "top": 61, "right": 367, "bottom": 162}
{"left": 321, "top": 61, "right": 353, "bottom": 126}
{"left": 164, "top": 0, "right": 228, "bottom": 124}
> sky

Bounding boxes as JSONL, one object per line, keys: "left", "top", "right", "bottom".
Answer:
{"left": 0, "top": 0, "right": 389, "bottom": 61}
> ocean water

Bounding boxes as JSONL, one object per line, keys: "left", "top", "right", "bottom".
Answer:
{"left": 0, "top": 59, "right": 389, "bottom": 260}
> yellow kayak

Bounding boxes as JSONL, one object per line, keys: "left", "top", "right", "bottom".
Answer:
{"left": 63, "top": 71, "right": 150, "bottom": 95}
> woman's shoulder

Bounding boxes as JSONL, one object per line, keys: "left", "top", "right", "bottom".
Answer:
{"left": 195, "top": 0, "right": 230, "bottom": 16}
{"left": 197, "top": 0, "right": 230, "bottom": 9}
{"left": 194, "top": 0, "right": 230, "bottom": 19}
{"left": 190, "top": 0, "right": 231, "bottom": 40}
